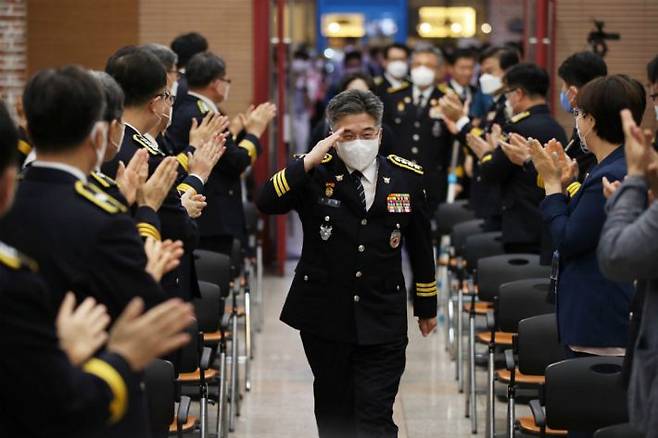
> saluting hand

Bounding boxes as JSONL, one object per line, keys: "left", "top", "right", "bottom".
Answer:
{"left": 107, "top": 297, "right": 195, "bottom": 371}
{"left": 137, "top": 157, "right": 178, "bottom": 211}
{"left": 56, "top": 292, "right": 111, "bottom": 366}
{"left": 304, "top": 128, "right": 344, "bottom": 172}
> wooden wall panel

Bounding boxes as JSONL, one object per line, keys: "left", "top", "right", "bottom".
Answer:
{"left": 26, "top": 0, "right": 138, "bottom": 75}
{"left": 139, "top": 0, "right": 255, "bottom": 117}
{"left": 554, "top": 0, "right": 658, "bottom": 133}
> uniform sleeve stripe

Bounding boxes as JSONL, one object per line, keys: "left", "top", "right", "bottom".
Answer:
{"left": 137, "top": 223, "right": 161, "bottom": 241}
{"left": 82, "top": 358, "right": 128, "bottom": 424}
{"left": 239, "top": 139, "right": 258, "bottom": 163}
{"left": 417, "top": 290, "right": 438, "bottom": 297}
{"left": 480, "top": 154, "right": 493, "bottom": 164}
{"left": 177, "top": 183, "right": 196, "bottom": 195}
{"left": 272, "top": 173, "right": 283, "bottom": 197}
{"left": 566, "top": 181, "right": 581, "bottom": 197}
{"left": 279, "top": 169, "right": 290, "bottom": 192}
{"left": 176, "top": 153, "right": 189, "bottom": 172}
{"left": 416, "top": 281, "right": 437, "bottom": 287}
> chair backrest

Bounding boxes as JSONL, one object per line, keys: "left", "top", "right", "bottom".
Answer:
{"left": 435, "top": 200, "right": 475, "bottom": 236}
{"left": 244, "top": 202, "right": 259, "bottom": 235}
{"left": 193, "top": 281, "right": 222, "bottom": 333}
{"left": 463, "top": 232, "right": 504, "bottom": 271}
{"left": 517, "top": 313, "right": 567, "bottom": 376}
{"left": 178, "top": 320, "right": 200, "bottom": 374}
{"left": 451, "top": 219, "right": 485, "bottom": 256}
{"left": 194, "top": 249, "right": 231, "bottom": 298}
{"left": 477, "top": 254, "right": 550, "bottom": 302}
{"left": 594, "top": 423, "right": 644, "bottom": 438}
{"left": 229, "top": 238, "right": 243, "bottom": 280}
{"left": 143, "top": 359, "right": 175, "bottom": 436}
{"left": 497, "top": 278, "right": 554, "bottom": 332}
{"left": 545, "top": 356, "right": 628, "bottom": 432}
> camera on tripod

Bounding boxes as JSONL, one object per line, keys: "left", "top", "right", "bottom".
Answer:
{"left": 587, "top": 20, "right": 620, "bottom": 57}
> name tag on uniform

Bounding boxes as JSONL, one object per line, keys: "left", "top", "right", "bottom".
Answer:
{"left": 318, "top": 197, "right": 342, "bottom": 208}
{"left": 386, "top": 193, "right": 411, "bottom": 213}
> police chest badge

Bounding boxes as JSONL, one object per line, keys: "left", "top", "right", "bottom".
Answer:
{"left": 325, "top": 182, "right": 335, "bottom": 197}
{"left": 429, "top": 105, "right": 442, "bottom": 120}
{"left": 320, "top": 224, "right": 332, "bottom": 241}
{"left": 390, "top": 229, "right": 402, "bottom": 249}
{"left": 432, "top": 120, "right": 442, "bottom": 137}
{"left": 386, "top": 193, "right": 411, "bottom": 213}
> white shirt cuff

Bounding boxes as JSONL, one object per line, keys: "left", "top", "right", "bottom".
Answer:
{"left": 456, "top": 116, "right": 470, "bottom": 132}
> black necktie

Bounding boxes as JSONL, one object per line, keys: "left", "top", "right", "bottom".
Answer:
{"left": 351, "top": 170, "right": 366, "bottom": 209}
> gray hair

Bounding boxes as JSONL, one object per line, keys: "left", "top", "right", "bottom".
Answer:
{"left": 325, "top": 89, "right": 383, "bottom": 129}
{"left": 412, "top": 43, "right": 444, "bottom": 64}
{"left": 141, "top": 43, "right": 178, "bottom": 72}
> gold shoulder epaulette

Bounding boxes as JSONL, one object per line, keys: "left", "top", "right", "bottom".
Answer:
{"left": 17, "top": 139, "right": 32, "bottom": 156}
{"left": 387, "top": 154, "right": 423, "bottom": 175}
{"left": 387, "top": 82, "right": 410, "bottom": 94}
{"left": 91, "top": 171, "right": 117, "bottom": 189}
{"left": 321, "top": 154, "right": 333, "bottom": 164}
{"left": 0, "top": 241, "right": 38, "bottom": 272}
{"left": 75, "top": 181, "right": 128, "bottom": 214}
{"left": 510, "top": 111, "right": 530, "bottom": 123}
{"left": 437, "top": 82, "right": 450, "bottom": 94}
{"left": 374, "top": 76, "right": 384, "bottom": 86}
{"left": 197, "top": 99, "right": 210, "bottom": 114}
{"left": 133, "top": 134, "right": 164, "bottom": 156}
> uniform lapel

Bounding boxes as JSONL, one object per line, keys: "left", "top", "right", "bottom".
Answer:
{"left": 368, "top": 156, "right": 394, "bottom": 217}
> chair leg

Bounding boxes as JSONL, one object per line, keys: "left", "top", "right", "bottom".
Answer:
{"left": 469, "top": 300, "right": 477, "bottom": 434}
{"left": 200, "top": 382, "right": 208, "bottom": 438}
{"left": 244, "top": 288, "right": 252, "bottom": 392}
{"left": 486, "top": 342, "right": 495, "bottom": 438}
{"left": 229, "top": 309, "right": 239, "bottom": 431}
{"left": 216, "top": 341, "right": 228, "bottom": 438}
{"left": 507, "top": 384, "right": 515, "bottom": 438}
{"left": 457, "top": 285, "right": 464, "bottom": 392}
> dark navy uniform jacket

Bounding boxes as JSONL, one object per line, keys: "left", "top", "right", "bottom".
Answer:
{"left": 257, "top": 153, "right": 437, "bottom": 345}
{"left": 479, "top": 104, "right": 567, "bottom": 253}
{"left": 541, "top": 145, "right": 634, "bottom": 347}
{"left": 0, "top": 242, "right": 146, "bottom": 438}
{"left": 169, "top": 92, "right": 262, "bottom": 243}
{"left": 0, "top": 166, "right": 166, "bottom": 319}
{"left": 382, "top": 83, "right": 454, "bottom": 211}
{"left": 101, "top": 125, "right": 202, "bottom": 301}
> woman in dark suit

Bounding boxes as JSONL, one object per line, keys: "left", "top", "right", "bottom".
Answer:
{"left": 528, "top": 75, "right": 646, "bottom": 436}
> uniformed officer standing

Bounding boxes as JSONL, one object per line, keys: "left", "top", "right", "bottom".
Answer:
{"left": 168, "top": 51, "right": 275, "bottom": 255}
{"left": 372, "top": 43, "right": 410, "bottom": 98}
{"left": 382, "top": 47, "right": 453, "bottom": 212}
{"left": 476, "top": 63, "right": 567, "bottom": 258}
{"left": 257, "top": 90, "right": 437, "bottom": 438}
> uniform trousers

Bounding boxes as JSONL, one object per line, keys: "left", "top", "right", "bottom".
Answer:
{"left": 300, "top": 331, "right": 408, "bottom": 438}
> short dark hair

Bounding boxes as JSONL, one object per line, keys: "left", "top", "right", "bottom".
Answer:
{"left": 326, "top": 89, "right": 383, "bottom": 129}
{"left": 449, "top": 48, "right": 477, "bottom": 65}
{"left": 170, "top": 32, "right": 208, "bottom": 70}
{"left": 23, "top": 66, "right": 104, "bottom": 152}
{"left": 558, "top": 51, "right": 607, "bottom": 88}
{"left": 186, "top": 51, "right": 226, "bottom": 88}
{"left": 0, "top": 101, "right": 18, "bottom": 171}
{"left": 339, "top": 73, "right": 375, "bottom": 93}
{"left": 576, "top": 74, "right": 646, "bottom": 144}
{"left": 344, "top": 50, "right": 362, "bottom": 66}
{"left": 141, "top": 43, "right": 178, "bottom": 72}
{"left": 91, "top": 71, "right": 124, "bottom": 122}
{"left": 647, "top": 55, "right": 658, "bottom": 84}
{"left": 106, "top": 48, "right": 166, "bottom": 107}
{"left": 503, "top": 62, "right": 550, "bottom": 98}
{"left": 480, "top": 46, "right": 520, "bottom": 71}
{"left": 384, "top": 43, "right": 410, "bottom": 59}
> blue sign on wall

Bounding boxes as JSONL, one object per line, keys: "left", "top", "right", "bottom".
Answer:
{"left": 316, "top": 0, "right": 408, "bottom": 52}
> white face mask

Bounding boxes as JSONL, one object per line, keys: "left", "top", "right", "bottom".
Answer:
{"left": 336, "top": 138, "right": 380, "bottom": 172}
{"left": 504, "top": 99, "right": 514, "bottom": 119}
{"left": 91, "top": 122, "right": 109, "bottom": 169}
{"left": 479, "top": 73, "right": 502, "bottom": 95}
{"left": 159, "top": 106, "right": 173, "bottom": 130}
{"left": 411, "top": 66, "right": 435, "bottom": 88}
{"left": 386, "top": 60, "right": 408, "bottom": 80}
{"left": 109, "top": 121, "right": 125, "bottom": 155}
{"left": 654, "top": 105, "right": 658, "bottom": 121}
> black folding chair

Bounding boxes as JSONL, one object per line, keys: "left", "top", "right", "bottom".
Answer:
{"left": 594, "top": 423, "right": 644, "bottom": 438}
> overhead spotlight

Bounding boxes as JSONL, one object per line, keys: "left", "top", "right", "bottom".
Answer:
{"left": 450, "top": 22, "right": 463, "bottom": 34}
{"left": 481, "top": 23, "right": 492, "bottom": 34}
{"left": 327, "top": 22, "right": 341, "bottom": 34}
{"left": 323, "top": 48, "right": 335, "bottom": 59}
{"left": 418, "top": 22, "right": 432, "bottom": 35}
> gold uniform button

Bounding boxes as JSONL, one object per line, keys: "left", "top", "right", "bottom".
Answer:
{"left": 361, "top": 219, "right": 368, "bottom": 226}
{"left": 411, "top": 147, "right": 419, "bottom": 154}
{"left": 358, "top": 245, "right": 365, "bottom": 253}
{"left": 303, "top": 275, "right": 309, "bottom": 282}
{"left": 354, "top": 295, "right": 360, "bottom": 302}
{"left": 413, "top": 134, "right": 420, "bottom": 141}
{"left": 355, "top": 271, "right": 362, "bottom": 278}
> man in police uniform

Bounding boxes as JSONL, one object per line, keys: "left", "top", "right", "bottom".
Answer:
{"left": 382, "top": 46, "right": 453, "bottom": 212}
{"left": 257, "top": 89, "right": 437, "bottom": 438}
{"left": 0, "top": 71, "right": 194, "bottom": 438}
{"left": 168, "top": 51, "right": 275, "bottom": 255}
{"left": 372, "top": 43, "right": 410, "bottom": 98}
{"left": 477, "top": 63, "right": 567, "bottom": 259}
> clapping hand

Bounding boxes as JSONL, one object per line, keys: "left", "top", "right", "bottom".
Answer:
{"left": 116, "top": 149, "right": 149, "bottom": 206}
{"left": 56, "top": 293, "right": 110, "bottom": 366}
{"left": 144, "top": 237, "right": 184, "bottom": 282}
{"left": 181, "top": 190, "right": 207, "bottom": 218}
{"left": 245, "top": 102, "right": 277, "bottom": 138}
{"left": 189, "top": 113, "right": 229, "bottom": 148}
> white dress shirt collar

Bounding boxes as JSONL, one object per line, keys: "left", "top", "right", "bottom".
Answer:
{"left": 31, "top": 160, "right": 88, "bottom": 182}
{"left": 412, "top": 85, "right": 434, "bottom": 106}
{"left": 188, "top": 91, "right": 220, "bottom": 114}
{"left": 384, "top": 72, "right": 403, "bottom": 89}
{"left": 344, "top": 158, "right": 379, "bottom": 211}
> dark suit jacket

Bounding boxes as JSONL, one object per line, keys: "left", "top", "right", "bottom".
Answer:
{"left": 541, "top": 145, "right": 634, "bottom": 347}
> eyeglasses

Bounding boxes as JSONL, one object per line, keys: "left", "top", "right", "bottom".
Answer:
{"left": 219, "top": 77, "right": 232, "bottom": 85}
{"left": 155, "top": 89, "right": 175, "bottom": 105}
{"left": 573, "top": 107, "right": 586, "bottom": 118}
{"left": 336, "top": 128, "right": 381, "bottom": 142}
